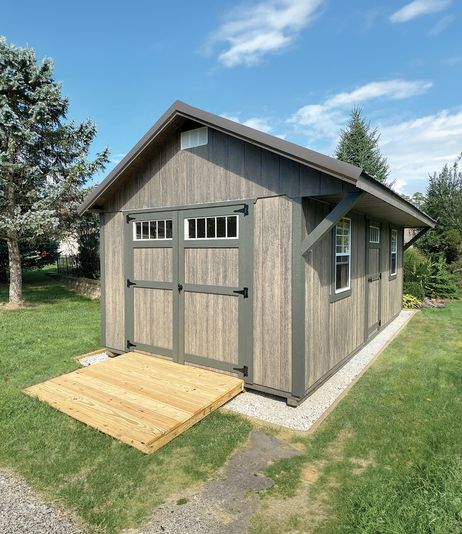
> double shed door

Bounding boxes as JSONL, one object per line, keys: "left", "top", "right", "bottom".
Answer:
{"left": 124, "top": 203, "right": 252, "bottom": 381}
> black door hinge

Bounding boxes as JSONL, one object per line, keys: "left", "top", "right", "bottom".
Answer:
{"left": 233, "top": 365, "right": 248, "bottom": 377}
{"left": 234, "top": 204, "right": 249, "bottom": 216}
{"left": 126, "top": 214, "right": 136, "bottom": 223}
{"left": 378, "top": 319, "right": 382, "bottom": 327}
{"left": 233, "top": 287, "right": 248, "bottom": 298}
{"left": 127, "top": 279, "right": 136, "bottom": 288}
{"left": 127, "top": 340, "right": 136, "bottom": 349}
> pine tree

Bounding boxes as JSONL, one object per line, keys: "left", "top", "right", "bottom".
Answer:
{"left": 0, "top": 38, "right": 108, "bottom": 305}
{"left": 335, "top": 108, "right": 391, "bottom": 185}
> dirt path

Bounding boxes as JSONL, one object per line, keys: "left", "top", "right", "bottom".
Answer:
{"left": 129, "top": 430, "right": 299, "bottom": 534}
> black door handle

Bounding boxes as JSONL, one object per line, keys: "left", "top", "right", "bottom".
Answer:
{"left": 178, "top": 283, "right": 183, "bottom": 292}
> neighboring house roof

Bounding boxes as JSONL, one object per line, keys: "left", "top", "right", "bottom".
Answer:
{"left": 78, "top": 100, "right": 435, "bottom": 228}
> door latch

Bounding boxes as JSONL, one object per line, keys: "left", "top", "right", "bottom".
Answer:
{"left": 233, "top": 287, "right": 248, "bottom": 298}
{"left": 232, "top": 365, "right": 248, "bottom": 377}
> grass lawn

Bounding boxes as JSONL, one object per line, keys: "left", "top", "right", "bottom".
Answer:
{"left": 250, "top": 302, "right": 462, "bottom": 533}
{"left": 0, "top": 270, "right": 251, "bottom": 533}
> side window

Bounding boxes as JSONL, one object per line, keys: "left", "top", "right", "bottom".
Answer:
{"left": 369, "top": 225, "right": 380, "bottom": 244}
{"left": 390, "top": 229, "right": 398, "bottom": 276}
{"left": 335, "top": 218, "right": 351, "bottom": 293}
{"left": 133, "top": 219, "right": 173, "bottom": 241}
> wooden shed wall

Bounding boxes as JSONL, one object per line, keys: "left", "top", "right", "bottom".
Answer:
{"left": 102, "top": 212, "right": 125, "bottom": 351}
{"left": 103, "top": 128, "right": 353, "bottom": 212}
{"left": 303, "top": 199, "right": 367, "bottom": 389}
{"left": 253, "top": 196, "right": 292, "bottom": 392}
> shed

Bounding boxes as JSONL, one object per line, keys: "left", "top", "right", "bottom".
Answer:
{"left": 79, "top": 101, "right": 435, "bottom": 406}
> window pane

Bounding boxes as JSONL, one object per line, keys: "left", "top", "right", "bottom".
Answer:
{"left": 188, "top": 219, "right": 195, "bottom": 239}
{"left": 149, "top": 221, "right": 157, "bottom": 239}
{"left": 216, "top": 217, "right": 226, "bottom": 238}
{"left": 336, "top": 263, "right": 349, "bottom": 291}
{"left": 206, "top": 217, "right": 216, "bottom": 238}
{"left": 165, "top": 219, "right": 172, "bottom": 239}
{"left": 197, "top": 218, "right": 206, "bottom": 238}
{"left": 391, "top": 253, "right": 397, "bottom": 274}
{"left": 157, "top": 220, "right": 165, "bottom": 239}
{"left": 142, "top": 222, "right": 149, "bottom": 239}
{"left": 134, "top": 222, "right": 141, "bottom": 240}
{"left": 227, "top": 216, "right": 237, "bottom": 238}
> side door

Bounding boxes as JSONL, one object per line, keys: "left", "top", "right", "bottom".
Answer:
{"left": 366, "top": 222, "right": 382, "bottom": 336}
{"left": 178, "top": 203, "right": 253, "bottom": 382}
{"left": 124, "top": 210, "right": 179, "bottom": 359}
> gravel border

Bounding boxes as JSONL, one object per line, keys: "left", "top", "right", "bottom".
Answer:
{"left": 225, "top": 310, "right": 415, "bottom": 431}
{"left": 0, "top": 470, "right": 85, "bottom": 534}
{"left": 78, "top": 351, "right": 110, "bottom": 367}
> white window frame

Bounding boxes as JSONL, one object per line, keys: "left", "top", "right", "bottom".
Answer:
{"left": 133, "top": 219, "right": 173, "bottom": 241}
{"left": 369, "top": 225, "right": 380, "bottom": 243}
{"left": 184, "top": 215, "right": 239, "bottom": 240}
{"left": 334, "top": 217, "right": 352, "bottom": 294}
{"left": 180, "top": 127, "right": 208, "bottom": 150}
{"left": 390, "top": 228, "right": 398, "bottom": 276}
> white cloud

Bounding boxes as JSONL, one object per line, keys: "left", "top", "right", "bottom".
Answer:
{"left": 429, "top": 14, "right": 454, "bottom": 35}
{"left": 288, "top": 79, "right": 432, "bottom": 143}
{"left": 380, "top": 110, "right": 462, "bottom": 187}
{"left": 208, "top": 0, "right": 324, "bottom": 67}
{"left": 221, "top": 113, "right": 273, "bottom": 133}
{"left": 390, "top": 0, "right": 451, "bottom": 23}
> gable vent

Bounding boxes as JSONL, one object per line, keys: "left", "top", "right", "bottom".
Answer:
{"left": 180, "top": 127, "right": 208, "bottom": 149}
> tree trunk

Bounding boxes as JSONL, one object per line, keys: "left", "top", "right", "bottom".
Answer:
{"left": 7, "top": 237, "right": 23, "bottom": 305}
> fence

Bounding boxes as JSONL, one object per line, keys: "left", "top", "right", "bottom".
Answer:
{"left": 56, "top": 255, "right": 100, "bottom": 279}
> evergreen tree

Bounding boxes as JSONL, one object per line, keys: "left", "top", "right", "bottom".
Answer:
{"left": 0, "top": 38, "right": 108, "bottom": 305}
{"left": 335, "top": 108, "right": 391, "bottom": 185}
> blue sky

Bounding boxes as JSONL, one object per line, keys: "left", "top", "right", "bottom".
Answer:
{"left": 3, "top": 0, "right": 461, "bottom": 195}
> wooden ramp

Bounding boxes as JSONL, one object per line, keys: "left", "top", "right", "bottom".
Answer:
{"left": 24, "top": 352, "right": 244, "bottom": 453}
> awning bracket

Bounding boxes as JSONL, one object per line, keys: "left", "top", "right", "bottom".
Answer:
{"left": 301, "top": 191, "right": 364, "bottom": 256}
{"left": 403, "top": 227, "right": 431, "bottom": 251}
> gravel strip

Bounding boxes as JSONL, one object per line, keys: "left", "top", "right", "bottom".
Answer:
{"left": 79, "top": 351, "right": 110, "bottom": 367}
{"left": 0, "top": 470, "right": 85, "bottom": 534}
{"left": 225, "top": 310, "right": 415, "bottom": 431}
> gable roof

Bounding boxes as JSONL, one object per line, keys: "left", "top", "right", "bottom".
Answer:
{"left": 78, "top": 100, "right": 435, "bottom": 228}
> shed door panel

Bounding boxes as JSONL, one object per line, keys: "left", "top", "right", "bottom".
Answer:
{"left": 179, "top": 205, "right": 252, "bottom": 379}
{"left": 133, "top": 287, "right": 173, "bottom": 350}
{"left": 366, "top": 226, "right": 382, "bottom": 336}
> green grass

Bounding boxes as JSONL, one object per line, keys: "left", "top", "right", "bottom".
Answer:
{"left": 0, "top": 270, "right": 252, "bottom": 533}
{"left": 250, "top": 303, "right": 462, "bottom": 534}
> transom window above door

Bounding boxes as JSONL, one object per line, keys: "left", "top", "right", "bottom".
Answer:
{"left": 133, "top": 219, "right": 173, "bottom": 241}
{"left": 185, "top": 215, "right": 238, "bottom": 240}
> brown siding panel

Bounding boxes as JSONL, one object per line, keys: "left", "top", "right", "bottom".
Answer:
{"left": 253, "top": 196, "right": 292, "bottom": 392}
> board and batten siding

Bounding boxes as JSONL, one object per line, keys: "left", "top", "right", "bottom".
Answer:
{"left": 303, "top": 199, "right": 366, "bottom": 389}
{"left": 102, "top": 211, "right": 125, "bottom": 351}
{"left": 253, "top": 196, "right": 292, "bottom": 392}
{"left": 104, "top": 128, "right": 353, "bottom": 212}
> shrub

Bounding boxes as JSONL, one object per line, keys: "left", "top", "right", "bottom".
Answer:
{"left": 402, "top": 294, "right": 422, "bottom": 309}
{"left": 403, "top": 281, "right": 425, "bottom": 300}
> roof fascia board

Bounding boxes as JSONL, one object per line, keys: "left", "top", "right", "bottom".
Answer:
{"left": 357, "top": 173, "right": 436, "bottom": 228}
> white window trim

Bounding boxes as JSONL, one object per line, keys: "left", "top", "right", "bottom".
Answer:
{"left": 184, "top": 215, "right": 239, "bottom": 240}
{"left": 335, "top": 217, "right": 352, "bottom": 294}
{"left": 390, "top": 229, "right": 398, "bottom": 276}
{"left": 369, "top": 225, "right": 380, "bottom": 243}
{"left": 133, "top": 220, "right": 173, "bottom": 241}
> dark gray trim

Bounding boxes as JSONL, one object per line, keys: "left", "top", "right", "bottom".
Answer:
{"left": 99, "top": 212, "right": 106, "bottom": 347}
{"left": 301, "top": 191, "right": 364, "bottom": 256}
{"left": 184, "top": 353, "right": 239, "bottom": 373}
{"left": 245, "top": 382, "right": 292, "bottom": 400}
{"left": 130, "top": 343, "right": 174, "bottom": 359}
{"left": 403, "top": 226, "right": 430, "bottom": 250}
{"left": 122, "top": 198, "right": 253, "bottom": 215}
{"left": 291, "top": 198, "right": 306, "bottom": 397}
